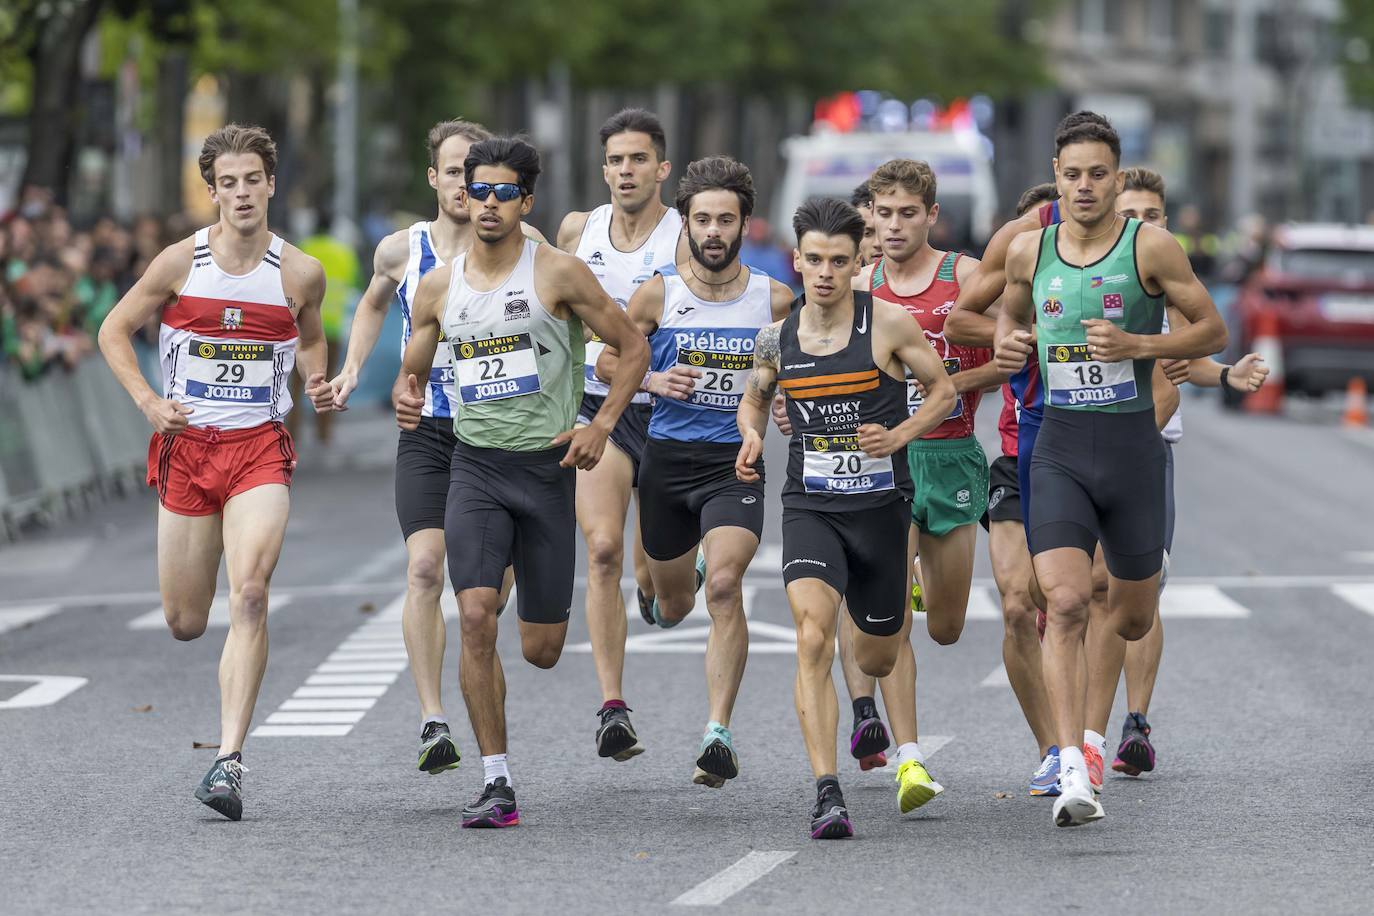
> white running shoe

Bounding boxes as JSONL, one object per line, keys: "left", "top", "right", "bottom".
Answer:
{"left": 1158, "top": 549, "right": 1171, "bottom": 595}
{"left": 1052, "top": 765, "right": 1105, "bottom": 827}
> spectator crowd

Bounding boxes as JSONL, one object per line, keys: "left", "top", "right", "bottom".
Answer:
{"left": 1, "top": 186, "right": 190, "bottom": 382}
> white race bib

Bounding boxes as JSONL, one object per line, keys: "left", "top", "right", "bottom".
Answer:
{"left": 907, "top": 357, "right": 963, "bottom": 419}
{"left": 185, "top": 339, "right": 275, "bottom": 404}
{"left": 801, "top": 434, "right": 895, "bottom": 495}
{"left": 677, "top": 347, "right": 752, "bottom": 411}
{"left": 452, "top": 333, "right": 541, "bottom": 404}
{"left": 584, "top": 337, "right": 606, "bottom": 383}
{"left": 1044, "top": 343, "right": 1136, "bottom": 407}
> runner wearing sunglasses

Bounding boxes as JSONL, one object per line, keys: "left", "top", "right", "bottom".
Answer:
{"left": 397, "top": 137, "right": 650, "bottom": 828}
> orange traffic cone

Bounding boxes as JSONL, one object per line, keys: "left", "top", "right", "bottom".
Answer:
{"left": 1245, "top": 310, "right": 1284, "bottom": 414}
{"left": 1343, "top": 376, "right": 1369, "bottom": 428}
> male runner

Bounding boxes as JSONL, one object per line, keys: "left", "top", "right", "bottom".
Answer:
{"left": 1081, "top": 166, "right": 1269, "bottom": 779}
{"left": 556, "top": 108, "right": 684, "bottom": 761}
{"left": 329, "top": 119, "right": 537, "bottom": 775}
{"left": 830, "top": 159, "right": 1000, "bottom": 813}
{"left": 397, "top": 137, "right": 649, "bottom": 827}
{"left": 98, "top": 124, "right": 333, "bottom": 820}
{"left": 850, "top": 182, "right": 882, "bottom": 265}
{"left": 994, "top": 116, "right": 1227, "bottom": 827}
{"left": 737, "top": 197, "right": 956, "bottom": 838}
{"left": 599, "top": 156, "right": 792, "bottom": 788}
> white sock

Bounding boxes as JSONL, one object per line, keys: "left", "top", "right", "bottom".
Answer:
{"left": 481, "top": 754, "right": 510, "bottom": 787}
{"left": 1084, "top": 730, "right": 1107, "bottom": 762}
{"left": 895, "top": 742, "right": 924, "bottom": 766}
{"left": 423, "top": 714, "right": 447, "bottom": 727}
{"left": 1060, "top": 745, "right": 1086, "bottom": 781}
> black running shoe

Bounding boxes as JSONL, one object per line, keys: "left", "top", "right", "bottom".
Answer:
{"left": 637, "top": 588, "right": 655, "bottom": 626}
{"left": 810, "top": 784, "right": 854, "bottom": 840}
{"left": 1112, "top": 711, "right": 1156, "bottom": 776}
{"left": 418, "top": 720, "right": 461, "bottom": 774}
{"left": 195, "top": 754, "right": 246, "bottom": 821}
{"left": 461, "top": 777, "right": 520, "bottom": 828}
{"left": 849, "top": 714, "right": 891, "bottom": 767}
{"left": 596, "top": 704, "right": 645, "bottom": 761}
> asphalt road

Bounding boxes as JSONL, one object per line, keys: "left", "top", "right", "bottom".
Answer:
{"left": 3, "top": 393, "right": 1374, "bottom": 915}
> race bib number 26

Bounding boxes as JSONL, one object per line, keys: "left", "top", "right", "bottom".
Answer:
{"left": 453, "top": 333, "right": 541, "bottom": 404}
{"left": 677, "top": 348, "right": 751, "bottom": 411}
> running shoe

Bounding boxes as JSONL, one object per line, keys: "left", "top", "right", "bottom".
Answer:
{"left": 1112, "top": 712, "right": 1156, "bottom": 776}
{"left": 895, "top": 759, "right": 944, "bottom": 813}
{"left": 418, "top": 720, "right": 461, "bottom": 774}
{"left": 692, "top": 723, "right": 739, "bottom": 788}
{"left": 1029, "top": 746, "right": 1061, "bottom": 797}
{"left": 636, "top": 588, "right": 655, "bottom": 626}
{"left": 1052, "top": 764, "right": 1104, "bottom": 827}
{"left": 596, "top": 704, "right": 645, "bottom": 762}
{"left": 810, "top": 784, "right": 854, "bottom": 840}
{"left": 461, "top": 777, "right": 519, "bottom": 828}
{"left": 911, "top": 580, "right": 926, "bottom": 614}
{"left": 1083, "top": 743, "right": 1104, "bottom": 794}
{"left": 850, "top": 714, "right": 891, "bottom": 771}
{"left": 195, "top": 754, "right": 247, "bottom": 821}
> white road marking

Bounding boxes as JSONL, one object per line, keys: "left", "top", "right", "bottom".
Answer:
{"left": 0, "top": 536, "right": 93, "bottom": 577}
{"left": 672, "top": 850, "right": 797, "bottom": 907}
{"left": 0, "top": 675, "right": 88, "bottom": 709}
{"left": 959, "top": 587, "right": 1003, "bottom": 621}
{"left": 1342, "top": 551, "right": 1374, "bottom": 564}
{"left": 251, "top": 724, "right": 353, "bottom": 737}
{"left": 1332, "top": 584, "right": 1374, "bottom": 617}
{"left": 294, "top": 685, "right": 391, "bottom": 698}
{"left": 315, "top": 661, "right": 409, "bottom": 674}
{"left": 980, "top": 664, "right": 1010, "bottom": 687}
{"left": 305, "top": 672, "right": 400, "bottom": 686}
{"left": 749, "top": 544, "right": 783, "bottom": 574}
{"left": 279, "top": 698, "right": 378, "bottom": 711}
{"left": 127, "top": 596, "right": 295, "bottom": 630}
{"left": 0, "top": 604, "right": 61, "bottom": 635}
{"left": 265, "top": 710, "right": 369, "bottom": 725}
{"left": 1159, "top": 585, "right": 1250, "bottom": 618}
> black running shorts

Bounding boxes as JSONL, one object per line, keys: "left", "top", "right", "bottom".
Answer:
{"left": 1164, "top": 440, "right": 1175, "bottom": 554}
{"left": 980, "top": 454, "right": 1022, "bottom": 531}
{"left": 444, "top": 439, "right": 576, "bottom": 624}
{"left": 576, "top": 394, "right": 651, "bottom": 486}
{"left": 1028, "top": 407, "right": 1167, "bottom": 581}
{"left": 781, "top": 500, "right": 909, "bottom": 637}
{"left": 638, "top": 438, "right": 765, "bottom": 561}
{"left": 396, "top": 417, "right": 457, "bottom": 540}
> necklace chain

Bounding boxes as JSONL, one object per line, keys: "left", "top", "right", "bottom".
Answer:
{"left": 688, "top": 260, "right": 744, "bottom": 287}
{"left": 1064, "top": 214, "right": 1120, "bottom": 242}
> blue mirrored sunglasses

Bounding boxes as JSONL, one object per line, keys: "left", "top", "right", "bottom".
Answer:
{"left": 466, "top": 181, "right": 525, "bottom": 202}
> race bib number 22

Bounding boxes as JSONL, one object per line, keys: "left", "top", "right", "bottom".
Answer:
{"left": 453, "top": 334, "right": 541, "bottom": 404}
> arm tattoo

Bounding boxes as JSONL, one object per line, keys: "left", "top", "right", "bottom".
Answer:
{"left": 746, "top": 368, "right": 777, "bottom": 401}
{"left": 755, "top": 325, "right": 780, "bottom": 366}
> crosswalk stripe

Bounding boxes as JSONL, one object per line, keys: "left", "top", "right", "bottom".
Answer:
{"left": 265, "top": 711, "right": 369, "bottom": 725}
{"left": 305, "top": 673, "right": 400, "bottom": 685}
{"left": 293, "top": 685, "right": 391, "bottom": 698}
{"left": 315, "top": 661, "right": 409, "bottom": 674}
{"left": 127, "top": 596, "right": 294, "bottom": 630}
{"left": 1159, "top": 585, "right": 1250, "bottom": 618}
{"left": 0, "top": 604, "right": 61, "bottom": 635}
{"left": 1332, "top": 584, "right": 1374, "bottom": 617}
{"left": 251, "top": 724, "right": 353, "bottom": 737}
{"left": 279, "top": 698, "right": 378, "bottom": 711}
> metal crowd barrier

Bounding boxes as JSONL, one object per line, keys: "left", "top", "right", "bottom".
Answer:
{"left": 0, "top": 358, "right": 150, "bottom": 540}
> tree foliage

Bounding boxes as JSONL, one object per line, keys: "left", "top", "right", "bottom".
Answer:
{"left": 1342, "top": 0, "right": 1374, "bottom": 106}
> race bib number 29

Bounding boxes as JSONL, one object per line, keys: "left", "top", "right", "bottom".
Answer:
{"left": 678, "top": 348, "right": 751, "bottom": 411}
{"left": 185, "top": 339, "right": 274, "bottom": 403}
{"left": 1045, "top": 344, "right": 1136, "bottom": 406}
{"left": 453, "top": 333, "right": 541, "bottom": 404}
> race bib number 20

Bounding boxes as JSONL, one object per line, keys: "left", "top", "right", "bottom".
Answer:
{"left": 453, "top": 333, "right": 541, "bottom": 404}
{"left": 802, "top": 434, "right": 895, "bottom": 495}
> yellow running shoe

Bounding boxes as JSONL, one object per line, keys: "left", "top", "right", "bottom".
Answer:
{"left": 911, "top": 580, "right": 926, "bottom": 614}
{"left": 895, "top": 759, "right": 944, "bottom": 813}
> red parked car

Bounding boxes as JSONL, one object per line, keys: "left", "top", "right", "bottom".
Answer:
{"left": 1234, "top": 223, "right": 1374, "bottom": 396}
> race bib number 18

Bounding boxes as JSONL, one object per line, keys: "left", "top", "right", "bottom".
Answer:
{"left": 678, "top": 348, "right": 751, "bottom": 411}
{"left": 185, "top": 339, "right": 274, "bottom": 403}
{"left": 1045, "top": 344, "right": 1136, "bottom": 406}
{"left": 453, "top": 333, "right": 541, "bottom": 404}
{"left": 802, "top": 434, "right": 895, "bottom": 495}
